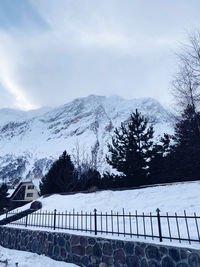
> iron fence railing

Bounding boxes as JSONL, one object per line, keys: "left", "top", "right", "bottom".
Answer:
{"left": 6, "top": 209, "right": 200, "bottom": 245}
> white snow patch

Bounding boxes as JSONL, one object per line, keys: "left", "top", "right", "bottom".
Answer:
{"left": 0, "top": 245, "right": 77, "bottom": 267}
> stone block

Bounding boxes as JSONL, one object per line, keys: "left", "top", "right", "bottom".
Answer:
{"left": 188, "top": 253, "right": 200, "bottom": 267}
{"left": 114, "top": 249, "right": 126, "bottom": 264}
{"left": 145, "top": 245, "right": 160, "bottom": 260}
{"left": 124, "top": 242, "right": 134, "bottom": 255}
{"left": 93, "top": 243, "right": 102, "bottom": 257}
{"left": 71, "top": 235, "right": 80, "bottom": 245}
{"left": 126, "top": 256, "right": 140, "bottom": 267}
{"left": 135, "top": 245, "right": 144, "bottom": 257}
{"left": 169, "top": 248, "right": 180, "bottom": 262}
{"left": 102, "top": 255, "right": 114, "bottom": 265}
{"left": 103, "top": 242, "right": 113, "bottom": 256}
{"left": 161, "top": 256, "right": 175, "bottom": 267}
{"left": 148, "top": 260, "right": 161, "bottom": 267}
{"left": 80, "top": 236, "right": 87, "bottom": 246}
{"left": 88, "top": 237, "right": 96, "bottom": 245}
{"left": 72, "top": 245, "right": 85, "bottom": 256}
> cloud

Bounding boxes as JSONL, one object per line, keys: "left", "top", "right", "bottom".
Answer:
{"left": 0, "top": 0, "right": 200, "bottom": 110}
{"left": 0, "top": 31, "right": 39, "bottom": 110}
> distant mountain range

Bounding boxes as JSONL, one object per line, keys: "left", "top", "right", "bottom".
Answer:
{"left": 0, "top": 95, "right": 174, "bottom": 186}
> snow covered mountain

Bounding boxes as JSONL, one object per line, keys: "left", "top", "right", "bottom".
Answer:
{"left": 0, "top": 95, "right": 174, "bottom": 186}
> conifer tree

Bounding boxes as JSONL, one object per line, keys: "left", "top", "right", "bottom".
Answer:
{"left": 149, "top": 134, "right": 171, "bottom": 184}
{"left": 40, "top": 151, "right": 77, "bottom": 195}
{"left": 169, "top": 105, "right": 200, "bottom": 181}
{"left": 0, "top": 184, "right": 9, "bottom": 212}
{"left": 78, "top": 168, "right": 102, "bottom": 191}
{"left": 106, "top": 109, "right": 154, "bottom": 186}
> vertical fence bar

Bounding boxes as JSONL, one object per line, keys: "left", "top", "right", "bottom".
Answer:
{"left": 45, "top": 211, "right": 47, "bottom": 228}
{"left": 42, "top": 211, "right": 45, "bottom": 228}
{"left": 117, "top": 212, "right": 119, "bottom": 236}
{"left": 111, "top": 210, "right": 114, "bottom": 235}
{"left": 136, "top": 210, "right": 139, "bottom": 238}
{"left": 90, "top": 212, "right": 92, "bottom": 233}
{"left": 150, "top": 212, "right": 154, "bottom": 240}
{"left": 143, "top": 212, "right": 146, "bottom": 239}
{"left": 129, "top": 212, "right": 132, "bottom": 237}
{"left": 94, "top": 209, "right": 97, "bottom": 235}
{"left": 25, "top": 215, "right": 28, "bottom": 227}
{"left": 48, "top": 212, "right": 50, "bottom": 228}
{"left": 156, "top": 209, "right": 162, "bottom": 242}
{"left": 81, "top": 211, "right": 83, "bottom": 231}
{"left": 58, "top": 212, "right": 60, "bottom": 229}
{"left": 73, "top": 209, "right": 75, "bottom": 230}
{"left": 101, "top": 212, "right": 103, "bottom": 234}
{"left": 85, "top": 214, "right": 87, "bottom": 232}
{"left": 106, "top": 212, "right": 108, "bottom": 234}
{"left": 123, "top": 208, "right": 126, "bottom": 237}
{"left": 69, "top": 212, "right": 71, "bottom": 230}
{"left": 61, "top": 212, "right": 63, "bottom": 229}
{"left": 166, "top": 212, "right": 172, "bottom": 242}
{"left": 53, "top": 209, "right": 57, "bottom": 230}
{"left": 77, "top": 212, "right": 79, "bottom": 230}
{"left": 184, "top": 210, "right": 191, "bottom": 244}
{"left": 175, "top": 212, "right": 181, "bottom": 243}
{"left": 194, "top": 212, "right": 200, "bottom": 242}
{"left": 51, "top": 211, "right": 53, "bottom": 229}
{"left": 65, "top": 211, "right": 67, "bottom": 229}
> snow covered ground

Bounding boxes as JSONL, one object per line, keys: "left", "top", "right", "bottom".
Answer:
{"left": 0, "top": 245, "right": 77, "bottom": 267}
{"left": 3, "top": 181, "right": 200, "bottom": 249}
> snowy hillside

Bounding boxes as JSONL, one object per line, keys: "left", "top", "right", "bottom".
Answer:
{"left": 24, "top": 181, "right": 200, "bottom": 214}
{"left": 0, "top": 95, "right": 174, "bottom": 185}
{"left": 6, "top": 181, "right": 200, "bottom": 248}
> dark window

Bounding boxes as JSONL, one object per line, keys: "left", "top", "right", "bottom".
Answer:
{"left": 27, "top": 185, "right": 34, "bottom": 190}
{"left": 26, "top": 193, "right": 33, "bottom": 198}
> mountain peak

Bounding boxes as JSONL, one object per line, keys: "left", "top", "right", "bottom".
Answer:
{"left": 0, "top": 95, "right": 173, "bottom": 185}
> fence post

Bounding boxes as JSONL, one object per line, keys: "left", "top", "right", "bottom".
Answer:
{"left": 94, "top": 209, "right": 97, "bottom": 235}
{"left": 156, "top": 208, "right": 162, "bottom": 242}
{"left": 53, "top": 209, "right": 57, "bottom": 230}
{"left": 25, "top": 215, "right": 28, "bottom": 227}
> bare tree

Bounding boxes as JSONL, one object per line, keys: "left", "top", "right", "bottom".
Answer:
{"left": 72, "top": 140, "right": 94, "bottom": 178}
{"left": 172, "top": 30, "right": 200, "bottom": 112}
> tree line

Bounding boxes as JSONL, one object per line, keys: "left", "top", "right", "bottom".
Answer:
{"left": 39, "top": 101, "right": 200, "bottom": 195}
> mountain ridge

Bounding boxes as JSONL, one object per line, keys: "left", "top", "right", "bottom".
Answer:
{"left": 0, "top": 95, "right": 174, "bottom": 186}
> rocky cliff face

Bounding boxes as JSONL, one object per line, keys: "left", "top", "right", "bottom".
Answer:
{"left": 0, "top": 95, "right": 174, "bottom": 185}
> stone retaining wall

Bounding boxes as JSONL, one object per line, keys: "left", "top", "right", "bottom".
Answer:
{"left": 0, "top": 226, "right": 200, "bottom": 266}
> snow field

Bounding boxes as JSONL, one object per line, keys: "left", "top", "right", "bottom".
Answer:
{"left": 4, "top": 181, "right": 200, "bottom": 248}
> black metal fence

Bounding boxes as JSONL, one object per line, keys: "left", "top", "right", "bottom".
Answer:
{"left": 7, "top": 209, "right": 200, "bottom": 245}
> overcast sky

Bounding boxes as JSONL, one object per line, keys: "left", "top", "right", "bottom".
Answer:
{"left": 0, "top": 0, "right": 200, "bottom": 110}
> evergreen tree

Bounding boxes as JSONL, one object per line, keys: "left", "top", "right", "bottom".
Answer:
{"left": 0, "top": 184, "right": 9, "bottom": 213}
{"left": 78, "top": 168, "right": 102, "bottom": 191}
{"left": 106, "top": 109, "right": 154, "bottom": 186}
{"left": 40, "top": 151, "right": 77, "bottom": 195}
{"left": 169, "top": 105, "right": 200, "bottom": 181}
{"left": 149, "top": 134, "right": 171, "bottom": 184}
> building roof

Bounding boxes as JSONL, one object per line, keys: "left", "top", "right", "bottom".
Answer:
{"left": 10, "top": 179, "right": 41, "bottom": 200}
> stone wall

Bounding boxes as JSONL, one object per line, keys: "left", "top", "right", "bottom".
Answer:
{"left": 0, "top": 226, "right": 200, "bottom": 267}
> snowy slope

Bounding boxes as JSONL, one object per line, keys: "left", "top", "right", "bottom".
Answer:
{"left": 22, "top": 181, "right": 200, "bottom": 214}
{"left": 5, "top": 181, "right": 200, "bottom": 248}
{"left": 0, "top": 95, "right": 174, "bottom": 185}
